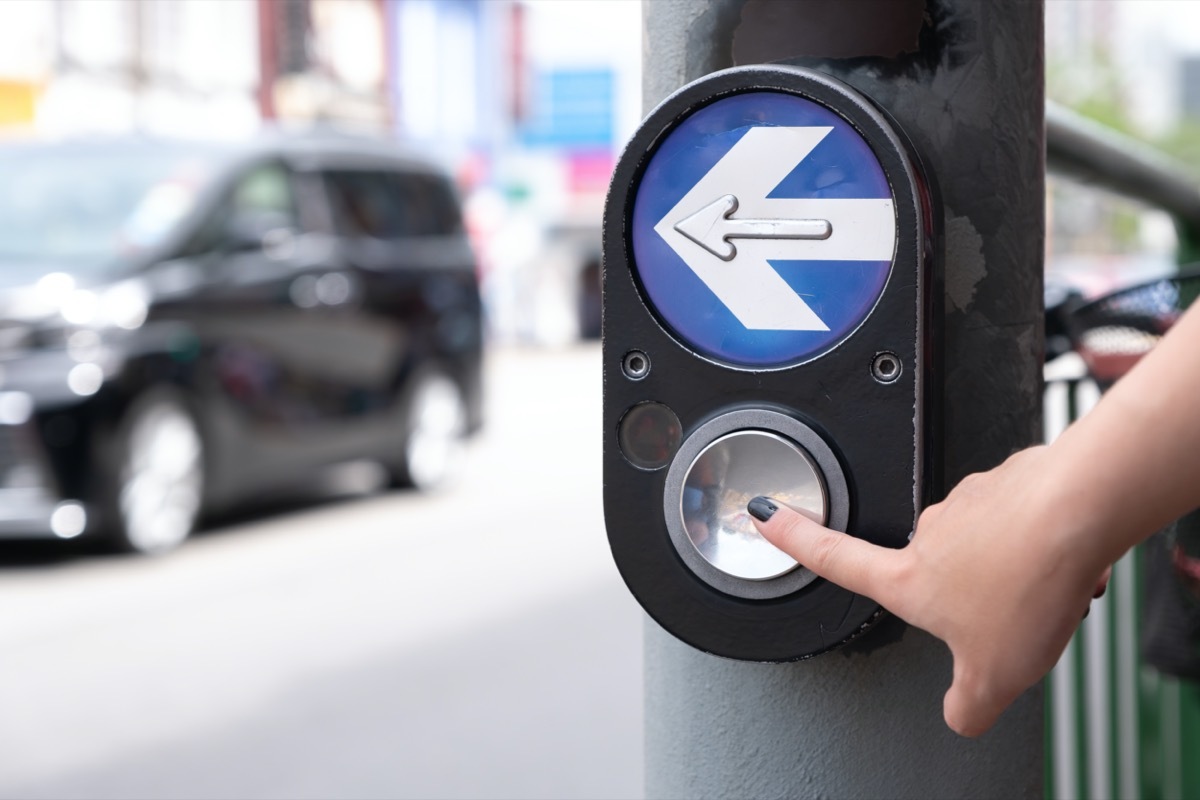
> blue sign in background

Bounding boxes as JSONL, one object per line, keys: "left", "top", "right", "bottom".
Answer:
{"left": 520, "top": 69, "right": 615, "bottom": 148}
{"left": 631, "top": 92, "right": 894, "bottom": 368}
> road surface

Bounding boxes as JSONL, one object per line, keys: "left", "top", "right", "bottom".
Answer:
{"left": 0, "top": 344, "right": 643, "bottom": 800}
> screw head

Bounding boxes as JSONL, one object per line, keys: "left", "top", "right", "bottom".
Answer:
{"left": 622, "top": 350, "right": 651, "bottom": 380}
{"left": 871, "top": 352, "right": 902, "bottom": 384}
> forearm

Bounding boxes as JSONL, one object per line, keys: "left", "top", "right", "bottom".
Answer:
{"left": 1048, "top": 301, "right": 1200, "bottom": 567}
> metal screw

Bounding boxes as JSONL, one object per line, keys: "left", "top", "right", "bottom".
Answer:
{"left": 871, "top": 352, "right": 902, "bottom": 384}
{"left": 622, "top": 350, "right": 651, "bottom": 380}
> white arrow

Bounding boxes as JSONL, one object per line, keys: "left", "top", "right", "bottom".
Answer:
{"left": 654, "top": 126, "right": 896, "bottom": 331}
{"left": 674, "top": 193, "right": 832, "bottom": 261}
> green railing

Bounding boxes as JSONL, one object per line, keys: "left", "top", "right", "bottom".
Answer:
{"left": 1044, "top": 103, "right": 1200, "bottom": 800}
{"left": 1044, "top": 363, "right": 1200, "bottom": 799}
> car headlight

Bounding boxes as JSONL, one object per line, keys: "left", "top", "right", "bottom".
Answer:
{"left": 60, "top": 281, "right": 149, "bottom": 331}
{"left": 1, "top": 276, "right": 149, "bottom": 358}
{"left": 27, "top": 281, "right": 148, "bottom": 355}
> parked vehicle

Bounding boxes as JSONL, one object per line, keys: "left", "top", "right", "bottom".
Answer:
{"left": 0, "top": 134, "right": 484, "bottom": 554}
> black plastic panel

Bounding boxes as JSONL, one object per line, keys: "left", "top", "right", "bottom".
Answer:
{"left": 602, "top": 65, "right": 940, "bottom": 662}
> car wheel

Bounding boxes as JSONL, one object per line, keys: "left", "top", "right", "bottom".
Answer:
{"left": 393, "top": 370, "right": 467, "bottom": 491}
{"left": 107, "top": 389, "right": 205, "bottom": 555}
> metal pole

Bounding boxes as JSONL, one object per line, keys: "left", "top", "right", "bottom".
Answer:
{"left": 642, "top": 1, "right": 1046, "bottom": 797}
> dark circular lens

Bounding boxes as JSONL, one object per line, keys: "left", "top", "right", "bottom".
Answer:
{"left": 617, "top": 402, "right": 682, "bottom": 470}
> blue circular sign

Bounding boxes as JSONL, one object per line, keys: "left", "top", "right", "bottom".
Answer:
{"left": 631, "top": 91, "right": 896, "bottom": 368}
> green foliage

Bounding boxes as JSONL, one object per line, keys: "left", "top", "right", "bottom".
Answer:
{"left": 1153, "top": 118, "right": 1200, "bottom": 172}
{"left": 1049, "top": 43, "right": 1200, "bottom": 173}
{"left": 1048, "top": 40, "right": 1200, "bottom": 263}
{"left": 1047, "top": 44, "right": 1136, "bottom": 135}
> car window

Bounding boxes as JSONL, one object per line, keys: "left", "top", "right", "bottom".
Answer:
{"left": 0, "top": 145, "right": 220, "bottom": 277}
{"left": 400, "top": 172, "right": 464, "bottom": 236}
{"left": 233, "top": 165, "right": 297, "bottom": 221}
{"left": 183, "top": 162, "right": 299, "bottom": 257}
{"left": 324, "top": 171, "right": 405, "bottom": 239}
{"left": 324, "top": 169, "right": 462, "bottom": 239}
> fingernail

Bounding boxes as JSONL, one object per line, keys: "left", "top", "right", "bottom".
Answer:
{"left": 747, "top": 496, "right": 779, "bottom": 522}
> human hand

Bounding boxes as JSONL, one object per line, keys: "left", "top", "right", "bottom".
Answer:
{"left": 748, "top": 445, "right": 1113, "bottom": 737}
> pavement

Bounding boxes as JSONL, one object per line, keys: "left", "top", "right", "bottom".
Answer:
{"left": 0, "top": 343, "right": 644, "bottom": 800}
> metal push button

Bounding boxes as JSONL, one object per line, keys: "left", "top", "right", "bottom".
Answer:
{"left": 663, "top": 409, "right": 849, "bottom": 600}
{"left": 681, "top": 431, "right": 826, "bottom": 581}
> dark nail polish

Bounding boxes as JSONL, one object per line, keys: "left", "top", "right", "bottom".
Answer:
{"left": 747, "top": 496, "right": 778, "bottom": 522}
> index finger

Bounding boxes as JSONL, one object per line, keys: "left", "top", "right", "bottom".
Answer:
{"left": 748, "top": 496, "right": 904, "bottom": 608}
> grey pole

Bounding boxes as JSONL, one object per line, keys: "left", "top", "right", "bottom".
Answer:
{"left": 642, "top": 1, "right": 1046, "bottom": 798}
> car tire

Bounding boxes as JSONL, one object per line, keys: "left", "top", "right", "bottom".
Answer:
{"left": 103, "top": 388, "right": 205, "bottom": 555}
{"left": 391, "top": 369, "right": 467, "bottom": 491}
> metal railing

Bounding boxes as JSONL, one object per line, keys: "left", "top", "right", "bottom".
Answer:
{"left": 1044, "top": 103, "right": 1200, "bottom": 800}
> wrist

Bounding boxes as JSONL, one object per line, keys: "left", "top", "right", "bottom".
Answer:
{"left": 1040, "top": 420, "right": 1160, "bottom": 571}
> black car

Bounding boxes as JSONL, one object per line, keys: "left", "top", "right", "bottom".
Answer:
{"left": 0, "top": 134, "right": 484, "bottom": 554}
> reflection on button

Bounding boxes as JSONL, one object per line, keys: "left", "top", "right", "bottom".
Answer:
{"left": 617, "top": 402, "right": 682, "bottom": 470}
{"left": 680, "top": 430, "right": 827, "bottom": 581}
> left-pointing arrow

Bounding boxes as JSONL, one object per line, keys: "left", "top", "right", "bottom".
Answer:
{"left": 654, "top": 126, "right": 895, "bottom": 331}
{"left": 674, "top": 194, "right": 832, "bottom": 261}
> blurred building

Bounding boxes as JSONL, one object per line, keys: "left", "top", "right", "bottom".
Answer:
{"left": 261, "top": 0, "right": 389, "bottom": 130}
{"left": 0, "top": 0, "right": 260, "bottom": 137}
{"left": 1182, "top": 56, "right": 1200, "bottom": 119}
{"left": 0, "top": 0, "right": 638, "bottom": 167}
{"left": 0, "top": 0, "right": 394, "bottom": 138}
{"left": 382, "top": 0, "right": 640, "bottom": 344}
